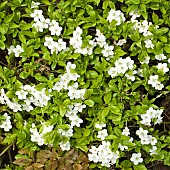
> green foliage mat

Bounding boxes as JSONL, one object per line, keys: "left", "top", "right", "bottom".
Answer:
{"left": 0, "top": 0, "right": 170, "bottom": 169}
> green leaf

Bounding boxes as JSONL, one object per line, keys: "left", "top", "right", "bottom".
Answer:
{"left": 42, "top": 0, "right": 51, "bottom": 5}
{"left": 0, "top": 40, "right": 5, "bottom": 50}
{"left": 121, "top": 160, "right": 132, "bottom": 168}
{"left": 133, "top": 164, "right": 147, "bottom": 170}
{"left": 84, "top": 100, "right": 94, "bottom": 107}
{"left": 0, "top": 1, "right": 7, "bottom": 9}
{"left": 132, "top": 81, "right": 142, "bottom": 91}
{"left": 115, "top": 49, "right": 126, "bottom": 57}
{"left": 35, "top": 73, "right": 48, "bottom": 82}
{"left": 110, "top": 106, "right": 121, "bottom": 115}
{"left": 19, "top": 71, "right": 29, "bottom": 79}
{"left": 92, "top": 0, "right": 100, "bottom": 5}
{"left": 164, "top": 44, "right": 170, "bottom": 53}
{"left": 104, "top": 91, "right": 112, "bottom": 104}
{"left": 129, "top": 0, "right": 140, "bottom": 4}
{"left": 19, "top": 32, "right": 26, "bottom": 43}
{"left": 152, "top": 12, "right": 158, "bottom": 23}
{"left": 59, "top": 106, "right": 66, "bottom": 117}
{"left": 101, "top": 107, "right": 110, "bottom": 119}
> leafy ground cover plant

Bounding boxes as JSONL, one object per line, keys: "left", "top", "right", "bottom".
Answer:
{"left": 0, "top": 0, "right": 170, "bottom": 169}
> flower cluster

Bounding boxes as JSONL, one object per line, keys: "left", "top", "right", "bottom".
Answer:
{"left": 88, "top": 141, "right": 119, "bottom": 167}
{"left": 95, "top": 123, "right": 108, "bottom": 140}
{"left": 70, "top": 27, "right": 95, "bottom": 55}
{"left": 108, "top": 57, "right": 134, "bottom": 78}
{"left": 8, "top": 45, "right": 24, "bottom": 57}
{"left": 58, "top": 125, "right": 73, "bottom": 138}
{"left": 95, "top": 30, "right": 114, "bottom": 60}
{"left": 30, "top": 123, "right": 53, "bottom": 146}
{"left": 0, "top": 113, "right": 12, "bottom": 131}
{"left": 140, "top": 107, "right": 163, "bottom": 126}
{"left": 133, "top": 19, "right": 152, "bottom": 37}
{"left": 130, "top": 11, "right": 154, "bottom": 49}
{"left": 95, "top": 29, "right": 106, "bottom": 48}
{"left": 136, "top": 127, "right": 157, "bottom": 145}
{"left": 0, "top": 85, "right": 50, "bottom": 113}
{"left": 66, "top": 103, "right": 85, "bottom": 127}
{"left": 57, "top": 103, "right": 86, "bottom": 151}
{"left": 107, "top": 9, "right": 125, "bottom": 25}
{"left": 31, "top": 10, "right": 62, "bottom": 35}
{"left": 44, "top": 36, "right": 67, "bottom": 54}
{"left": 52, "top": 62, "right": 86, "bottom": 100}
{"left": 148, "top": 75, "right": 164, "bottom": 90}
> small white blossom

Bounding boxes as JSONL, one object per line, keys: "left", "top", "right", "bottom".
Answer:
{"left": 157, "top": 63, "right": 169, "bottom": 73}
{"left": 97, "top": 129, "right": 108, "bottom": 140}
{"left": 130, "top": 153, "right": 143, "bottom": 165}
{"left": 155, "top": 54, "right": 166, "bottom": 61}
{"left": 31, "top": 1, "right": 40, "bottom": 9}
{"left": 144, "top": 39, "right": 154, "bottom": 49}
{"left": 122, "top": 127, "right": 130, "bottom": 136}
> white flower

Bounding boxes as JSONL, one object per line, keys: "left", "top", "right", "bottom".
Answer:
{"left": 88, "top": 153, "right": 99, "bottom": 163}
{"left": 0, "top": 113, "right": 12, "bottom": 131}
{"left": 95, "top": 122, "right": 106, "bottom": 129}
{"left": 40, "top": 17, "right": 50, "bottom": 29}
{"left": 73, "top": 26, "right": 83, "bottom": 37}
{"left": 149, "top": 136, "right": 157, "bottom": 145}
{"left": 140, "top": 114, "right": 152, "bottom": 126}
{"left": 31, "top": 1, "right": 40, "bottom": 9}
{"left": 125, "top": 74, "right": 135, "bottom": 81}
{"left": 13, "top": 45, "right": 24, "bottom": 57}
{"left": 168, "top": 58, "right": 170, "bottom": 63}
{"left": 155, "top": 82, "right": 164, "bottom": 90}
{"left": 122, "top": 127, "right": 130, "bottom": 136}
{"left": 108, "top": 67, "right": 118, "bottom": 78}
{"left": 148, "top": 75, "right": 159, "bottom": 87}
{"left": 57, "top": 38, "right": 67, "bottom": 51}
{"left": 101, "top": 44, "right": 114, "bottom": 60}
{"left": 97, "top": 129, "right": 108, "bottom": 140}
{"left": 8, "top": 45, "right": 15, "bottom": 55}
{"left": 95, "top": 29, "right": 106, "bottom": 48}
{"left": 150, "top": 146, "right": 157, "bottom": 155}
{"left": 107, "top": 9, "right": 125, "bottom": 25}
{"left": 41, "top": 124, "right": 54, "bottom": 135}
{"left": 141, "top": 136, "right": 150, "bottom": 145}
{"left": 59, "top": 141, "right": 70, "bottom": 151}
{"left": 136, "top": 127, "right": 148, "bottom": 139}
{"left": 117, "top": 39, "right": 126, "bottom": 46}
{"left": 74, "top": 103, "right": 86, "bottom": 112}
{"left": 52, "top": 82, "right": 63, "bottom": 91}
{"left": 155, "top": 54, "right": 166, "bottom": 61}
{"left": 157, "top": 63, "right": 169, "bottom": 73}
{"left": 140, "top": 56, "right": 150, "bottom": 64}
{"left": 144, "top": 39, "right": 154, "bottom": 49}
{"left": 130, "top": 153, "right": 143, "bottom": 165}
{"left": 30, "top": 10, "right": 43, "bottom": 22}
{"left": 49, "top": 20, "right": 62, "bottom": 36}
{"left": 69, "top": 115, "right": 83, "bottom": 127}
{"left": 22, "top": 104, "right": 33, "bottom": 112}
{"left": 146, "top": 107, "right": 157, "bottom": 118}
{"left": 16, "top": 89, "right": 28, "bottom": 100}
{"left": 118, "top": 143, "right": 128, "bottom": 151}
{"left": 155, "top": 115, "right": 163, "bottom": 125}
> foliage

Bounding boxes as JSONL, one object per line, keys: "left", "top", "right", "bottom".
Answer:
{"left": 0, "top": 0, "right": 170, "bottom": 169}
